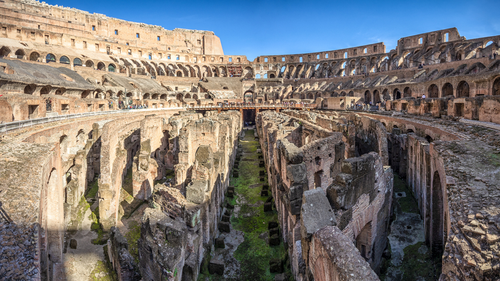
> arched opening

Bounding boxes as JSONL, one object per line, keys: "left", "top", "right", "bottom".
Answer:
{"left": 40, "top": 85, "right": 51, "bottom": 95}
{"left": 347, "top": 91, "right": 354, "bottom": 97}
{"left": 15, "top": 49, "right": 25, "bottom": 59}
{"left": 270, "top": 73, "right": 275, "bottom": 78}
{"left": 356, "top": 222, "right": 372, "bottom": 261}
{"left": 73, "top": 58, "right": 82, "bottom": 66}
{"left": 431, "top": 171, "right": 444, "bottom": 257}
{"left": 393, "top": 88, "right": 401, "bottom": 100}
{"left": 428, "top": 84, "right": 439, "bottom": 98}
{"left": 30, "top": 52, "right": 40, "bottom": 61}
{"left": 456, "top": 81, "right": 470, "bottom": 98}
{"left": 24, "top": 84, "right": 36, "bottom": 95}
{"left": 46, "top": 53, "right": 56, "bottom": 63}
{"left": 382, "top": 89, "right": 390, "bottom": 101}
{"left": 97, "top": 62, "right": 105, "bottom": 71}
{"left": 55, "top": 88, "right": 66, "bottom": 95}
{"left": 108, "top": 64, "right": 116, "bottom": 72}
{"left": 442, "top": 83, "right": 453, "bottom": 97}
{"left": 143, "top": 93, "right": 151, "bottom": 100}
{"left": 59, "top": 56, "right": 70, "bottom": 64}
{"left": 492, "top": 77, "right": 500, "bottom": 96}
{"left": 403, "top": 87, "right": 412, "bottom": 98}
{"left": 364, "top": 90, "right": 372, "bottom": 104}
{"left": 0, "top": 46, "right": 11, "bottom": 57}
{"left": 85, "top": 60, "right": 94, "bottom": 68}
{"left": 373, "top": 90, "right": 381, "bottom": 104}
{"left": 176, "top": 70, "right": 183, "bottom": 77}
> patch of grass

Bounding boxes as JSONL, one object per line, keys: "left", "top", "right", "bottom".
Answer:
{"left": 122, "top": 166, "right": 133, "bottom": 194}
{"left": 228, "top": 130, "right": 291, "bottom": 281}
{"left": 124, "top": 220, "right": 141, "bottom": 265}
{"left": 86, "top": 177, "right": 99, "bottom": 199}
{"left": 400, "top": 242, "right": 441, "bottom": 281}
{"left": 393, "top": 174, "right": 420, "bottom": 214}
{"left": 89, "top": 259, "right": 117, "bottom": 281}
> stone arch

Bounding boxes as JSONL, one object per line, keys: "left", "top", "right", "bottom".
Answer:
{"left": 428, "top": 84, "right": 439, "bottom": 98}
{"left": 59, "top": 56, "right": 70, "bottom": 64}
{"left": 442, "top": 83, "right": 454, "bottom": 97}
{"left": 0, "top": 46, "right": 11, "bottom": 57}
{"left": 364, "top": 90, "right": 372, "bottom": 104}
{"left": 456, "top": 81, "right": 470, "bottom": 98}
{"left": 382, "top": 89, "right": 390, "bottom": 100}
{"left": 55, "top": 88, "right": 66, "bottom": 96}
{"left": 81, "top": 90, "right": 91, "bottom": 99}
{"left": 430, "top": 171, "right": 444, "bottom": 257}
{"left": 403, "top": 87, "right": 412, "bottom": 98}
{"left": 73, "top": 58, "right": 82, "bottom": 66}
{"left": 46, "top": 53, "right": 56, "bottom": 63}
{"left": 30, "top": 52, "right": 40, "bottom": 61}
{"left": 492, "top": 77, "right": 500, "bottom": 96}
{"left": 393, "top": 88, "right": 401, "bottom": 100}
{"left": 176, "top": 70, "right": 183, "bottom": 77}
{"left": 15, "top": 49, "right": 25, "bottom": 59}
{"left": 143, "top": 93, "right": 151, "bottom": 100}
{"left": 44, "top": 167, "right": 64, "bottom": 277}
{"left": 40, "top": 85, "right": 51, "bottom": 95}
{"left": 24, "top": 84, "right": 36, "bottom": 95}
{"left": 373, "top": 90, "right": 381, "bottom": 104}
{"left": 85, "top": 60, "right": 94, "bottom": 68}
{"left": 108, "top": 63, "right": 116, "bottom": 72}
{"left": 97, "top": 62, "right": 106, "bottom": 71}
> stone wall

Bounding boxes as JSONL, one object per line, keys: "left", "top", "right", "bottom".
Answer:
{"left": 137, "top": 111, "right": 241, "bottom": 281}
{"left": 256, "top": 110, "right": 392, "bottom": 280}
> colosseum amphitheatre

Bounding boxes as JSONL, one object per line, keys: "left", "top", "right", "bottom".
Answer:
{"left": 0, "top": 0, "right": 499, "bottom": 280}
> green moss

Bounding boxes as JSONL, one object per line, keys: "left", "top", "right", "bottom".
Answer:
{"left": 393, "top": 174, "right": 420, "bottom": 214}
{"left": 122, "top": 166, "right": 133, "bottom": 195}
{"left": 86, "top": 177, "right": 100, "bottom": 199}
{"left": 399, "top": 242, "right": 442, "bottom": 281}
{"left": 89, "top": 260, "right": 117, "bottom": 281}
{"left": 124, "top": 220, "right": 141, "bottom": 265}
{"left": 228, "top": 130, "right": 291, "bottom": 281}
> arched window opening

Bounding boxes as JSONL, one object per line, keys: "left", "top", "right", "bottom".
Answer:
{"left": 403, "top": 87, "right": 412, "bottom": 98}
{"left": 24, "top": 84, "right": 36, "bottom": 95}
{"left": 393, "top": 89, "right": 401, "bottom": 100}
{"left": 46, "top": 53, "right": 56, "bottom": 63}
{"left": 457, "top": 81, "right": 470, "bottom": 98}
{"left": 428, "top": 84, "right": 439, "bottom": 98}
{"left": 15, "top": 49, "right": 25, "bottom": 59}
{"left": 442, "top": 83, "right": 454, "bottom": 97}
{"left": 0, "top": 46, "right": 11, "bottom": 57}
{"left": 108, "top": 64, "right": 116, "bottom": 72}
{"left": 85, "top": 60, "right": 94, "bottom": 68}
{"left": 97, "top": 62, "right": 105, "bottom": 71}
{"left": 492, "top": 77, "right": 500, "bottom": 96}
{"left": 364, "top": 90, "right": 372, "bottom": 104}
{"left": 30, "top": 52, "right": 40, "bottom": 61}
{"left": 59, "top": 56, "right": 70, "bottom": 64}
{"left": 73, "top": 58, "right": 82, "bottom": 66}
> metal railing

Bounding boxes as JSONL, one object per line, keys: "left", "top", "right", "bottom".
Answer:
{"left": 0, "top": 107, "right": 184, "bottom": 133}
{"left": 186, "top": 104, "right": 317, "bottom": 110}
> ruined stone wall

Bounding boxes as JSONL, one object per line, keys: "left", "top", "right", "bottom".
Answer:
{"left": 137, "top": 111, "right": 241, "bottom": 281}
{"left": 256, "top": 110, "right": 392, "bottom": 280}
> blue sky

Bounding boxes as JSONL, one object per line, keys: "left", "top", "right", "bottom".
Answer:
{"left": 47, "top": 0, "right": 499, "bottom": 60}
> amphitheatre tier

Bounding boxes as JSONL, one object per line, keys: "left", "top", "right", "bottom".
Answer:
{"left": 1, "top": 1, "right": 500, "bottom": 281}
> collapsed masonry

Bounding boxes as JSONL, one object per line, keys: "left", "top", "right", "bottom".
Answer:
{"left": 135, "top": 111, "right": 241, "bottom": 280}
{"left": 256, "top": 110, "right": 393, "bottom": 280}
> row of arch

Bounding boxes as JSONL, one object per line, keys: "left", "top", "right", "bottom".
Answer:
{"left": 0, "top": 47, "right": 254, "bottom": 79}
